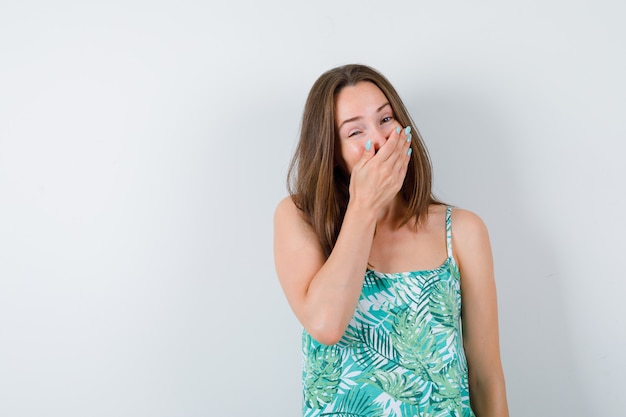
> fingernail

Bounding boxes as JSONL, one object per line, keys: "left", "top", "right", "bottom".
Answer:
{"left": 406, "top": 133, "right": 412, "bottom": 142}
{"left": 396, "top": 126, "right": 401, "bottom": 134}
{"left": 405, "top": 126, "right": 412, "bottom": 135}
{"left": 407, "top": 148, "right": 413, "bottom": 156}
{"left": 365, "top": 140, "right": 372, "bottom": 151}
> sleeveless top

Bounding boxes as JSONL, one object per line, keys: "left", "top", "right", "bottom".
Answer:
{"left": 302, "top": 207, "right": 475, "bottom": 417}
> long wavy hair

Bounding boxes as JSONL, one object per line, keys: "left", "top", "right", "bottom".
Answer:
{"left": 287, "top": 64, "right": 440, "bottom": 258}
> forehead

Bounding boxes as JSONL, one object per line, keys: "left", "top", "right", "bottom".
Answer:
{"left": 334, "top": 81, "right": 389, "bottom": 120}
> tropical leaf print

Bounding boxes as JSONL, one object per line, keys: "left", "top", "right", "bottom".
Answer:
{"left": 391, "top": 305, "right": 438, "bottom": 380}
{"left": 331, "top": 389, "right": 384, "bottom": 417}
{"left": 350, "top": 323, "right": 399, "bottom": 372}
{"left": 366, "top": 369, "right": 422, "bottom": 405}
{"left": 301, "top": 207, "right": 475, "bottom": 417}
{"left": 336, "top": 361, "right": 361, "bottom": 394}
{"left": 303, "top": 335, "right": 342, "bottom": 409}
{"left": 429, "top": 280, "right": 460, "bottom": 329}
{"left": 363, "top": 271, "right": 396, "bottom": 295}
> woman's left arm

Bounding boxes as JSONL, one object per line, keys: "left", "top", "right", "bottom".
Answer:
{"left": 453, "top": 209, "right": 509, "bottom": 417}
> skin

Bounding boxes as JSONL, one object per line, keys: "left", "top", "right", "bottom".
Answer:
{"left": 274, "top": 81, "right": 508, "bottom": 416}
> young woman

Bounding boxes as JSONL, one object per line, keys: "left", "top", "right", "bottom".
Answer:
{"left": 274, "top": 64, "right": 508, "bottom": 417}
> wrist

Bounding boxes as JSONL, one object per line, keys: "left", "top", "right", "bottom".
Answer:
{"left": 345, "top": 200, "right": 378, "bottom": 226}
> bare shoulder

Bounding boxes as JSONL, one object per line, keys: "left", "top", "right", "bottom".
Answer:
{"left": 449, "top": 208, "right": 492, "bottom": 270}
{"left": 273, "top": 195, "right": 325, "bottom": 306}
{"left": 274, "top": 196, "right": 312, "bottom": 234}
{"left": 274, "top": 195, "right": 299, "bottom": 222}
{"left": 274, "top": 195, "right": 323, "bottom": 259}
{"left": 450, "top": 207, "right": 489, "bottom": 240}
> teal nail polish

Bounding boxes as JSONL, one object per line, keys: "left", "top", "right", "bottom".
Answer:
{"left": 407, "top": 148, "right": 413, "bottom": 156}
{"left": 405, "top": 126, "right": 412, "bottom": 135}
{"left": 365, "top": 140, "right": 372, "bottom": 151}
{"left": 406, "top": 133, "right": 412, "bottom": 142}
{"left": 396, "top": 126, "right": 401, "bottom": 134}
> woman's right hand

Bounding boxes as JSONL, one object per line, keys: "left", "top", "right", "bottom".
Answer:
{"left": 348, "top": 125, "right": 413, "bottom": 214}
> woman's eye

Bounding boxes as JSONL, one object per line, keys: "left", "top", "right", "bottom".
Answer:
{"left": 381, "top": 116, "right": 393, "bottom": 123}
{"left": 348, "top": 130, "right": 361, "bottom": 138}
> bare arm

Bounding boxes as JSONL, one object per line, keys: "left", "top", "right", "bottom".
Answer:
{"left": 453, "top": 209, "right": 509, "bottom": 417}
{"left": 274, "top": 197, "right": 376, "bottom": 344}
{"left": 273, "top": 126, "right": 411, "bottom": 345}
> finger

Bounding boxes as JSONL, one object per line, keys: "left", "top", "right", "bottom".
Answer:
{"left": 382, "top": 125, "right": 412, "bottom": 164}
{"left": 352, "top": 139, "right": 376, "bottom": 172}
{"left": 404, "top": 126, "right": 413, "bottom": 148}
{"left": 401, "top": 126, "right": 413, "bottom": 162}
{"left": 374, "top": 125, "right": 403, "bottom": 162}
{"left": 389, "top": 127, "right": 413, "bottom": 174}
{"left": 361, "top": 139, "right": 375, "bottom": 161}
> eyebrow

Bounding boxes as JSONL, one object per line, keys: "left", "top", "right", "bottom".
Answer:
{"left": 338, "top": 102, "right": 391, "bottom": 130}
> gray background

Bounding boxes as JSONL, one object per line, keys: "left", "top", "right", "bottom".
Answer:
{"left": 1, "top": 0, "right": 625, "bottom": 416}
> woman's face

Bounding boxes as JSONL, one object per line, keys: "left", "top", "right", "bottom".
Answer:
{"left": 334, "top": 81, "right": 401, "bottom": 173}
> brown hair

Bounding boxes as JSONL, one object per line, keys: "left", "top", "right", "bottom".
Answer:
{"left": 287, "top": 64, "right": 440, "bottom": 258}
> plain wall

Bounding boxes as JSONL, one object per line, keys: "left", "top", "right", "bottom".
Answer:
{"left": 1, "top": 0, "right": 624, "bottom": 415}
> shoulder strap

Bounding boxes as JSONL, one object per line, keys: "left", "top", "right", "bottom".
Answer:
{"left": 445, "top": 206, "right": 453, "bottom": 259}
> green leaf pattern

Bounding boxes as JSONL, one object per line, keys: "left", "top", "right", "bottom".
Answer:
{"left": 302, "top": 207, "right": 475, "bottom": 417}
